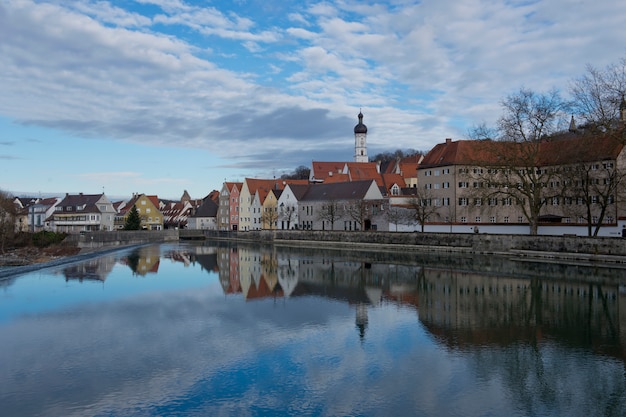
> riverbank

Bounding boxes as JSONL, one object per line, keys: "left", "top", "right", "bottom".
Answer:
{"left": 0, "top": 244, "right": 143, "bottom": 280}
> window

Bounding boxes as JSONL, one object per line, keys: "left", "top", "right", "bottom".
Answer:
{"left": 603, "top": 162, "right": 614, "bottom": 169}
{"left": 443, "top": 182, "right": 450, "bottom": 189}
{"left": 504, "top": 216, "right": 509, "bottom": 223}
{"left": 475, "top": 216, "right": 481, "bottom": 223}
{"left": 434, "top": 170, "right": 440, "bottom": 176}
{"left": 425, "top": 183, "right": 432, "bottom": 189}
{"left": 459, "top": 168, "right": 469, "bottom": 174}
{"left": 458, "top": 182, "right": 469, "bottom": 188}
{"left": 459, "top": 198, "right": 468, "bottom": 206}
{"left": 443, "top": 198, "right": 450, "bottom": 206}
{"left": 425, "top": 170, "right": 432, "bottom": 176}
{"left": 141, "top": 200, "right": 146, "bottom": 205}
{"left": 443, "top": 168, "right": 450, "bottom": 174}
{"left": 552, "top": 197, "right": 559, "bottom": 206}
{"left": 490, "top": 216, "right": 496, "bottom": 223}
{"left": 434, "top": 183, "right": 440, "bottom": 189}
{"left": 460, "top": 217, "right": 467, "bottom": 223}
{"left": 503, "top": 198, "right": 512, "bottom": 206}
{"left": 488, "top": 198, "right": 498, "bottom": 206}
{"left": 474, "top": 198, "right": 482, "bottom": 206}
{"left": 591, "top": 195, "right": 599, "bottom": 204}
{"left": 518, "top": 216, "right": 523, "bottom": 223}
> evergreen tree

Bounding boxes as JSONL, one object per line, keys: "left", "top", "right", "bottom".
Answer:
{"left": 124, "top": 205, "right": 142, "bottom": 230}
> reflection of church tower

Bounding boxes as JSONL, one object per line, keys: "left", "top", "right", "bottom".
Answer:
{"left": 354, "top": 110, "right": 368, "bottom": 163}
{"left": 356, "top": 303, "right": 369, "bottom": 342}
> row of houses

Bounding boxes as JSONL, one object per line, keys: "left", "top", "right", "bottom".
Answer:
{"left": 13, "top": 190, "right": 215, "bottom": 233}
{"left": 216, "top": 120, "right": 626, "bottom": 236}
{"left": 11, "top": 108, "right": 626, "bottom": 236}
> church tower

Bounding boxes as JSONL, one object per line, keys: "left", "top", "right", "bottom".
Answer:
{"left": 354, "top": 110, "right": 368, "bottom": 163}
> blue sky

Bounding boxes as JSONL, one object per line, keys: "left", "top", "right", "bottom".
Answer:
{"left": 1, "top": 0, "right": 625, "bottom": 200}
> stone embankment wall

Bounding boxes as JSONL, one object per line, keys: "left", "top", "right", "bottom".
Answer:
{"left": 65, "top": 230, "right": 179, "bottom": 249}
{"left": 204, "top": 230, "right": 626, "bottom": 263}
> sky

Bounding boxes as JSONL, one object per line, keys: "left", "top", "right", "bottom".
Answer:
{"left": 1, "top": 0, "right": 625, "bottom": 200}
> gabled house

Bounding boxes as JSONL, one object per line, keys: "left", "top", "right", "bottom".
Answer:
{"left": 29, "top": 197, "right": 62, "bottom": 232}
{"left": 276, "top": 184, "right": 309, "bottom": 230}
{"left": 160, "top": 190, "right": 201, "bottom": 229}
{"left": 115, "top": 194, "right": 163, "bottom": 230}
{"left": 218, "top": 182, "right": 242, "bottom": 231}
{"left": 261, "top": 188, "right": 281, "bottom": 230}
{"left": 187, "top": 197, "right": 219, "bottom": 230}
{"left": 49, "top": 193, "right": 115, "bottom": 232}
{"left": 238, "top": 178, "right": 307, "bottom": 231}
{"left": 298, "top": 180, "right": 388, "bottom": 231}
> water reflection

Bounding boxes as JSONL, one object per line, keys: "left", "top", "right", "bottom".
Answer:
{"left": 0, "top": 242, "right": 624, "bottom": 417}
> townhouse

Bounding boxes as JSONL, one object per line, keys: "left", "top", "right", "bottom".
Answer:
{"left": 115, "top": 193, "right": 163, "bottom": 230}
{"left": 49, "top": 193, "right": 116, "bottom": 232}
{"left": 298, "top": 180, "right": 388, "bottom": 231}
{"left": 218, "top": 182, "right": 242, "bottom": 231}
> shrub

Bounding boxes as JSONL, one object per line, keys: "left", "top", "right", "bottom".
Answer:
{"left": 32, "top": 231, "right": 68, "bottom": 248}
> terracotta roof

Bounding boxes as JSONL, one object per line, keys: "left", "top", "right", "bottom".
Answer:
{"left": 421, "top": 133, "right": 624, "bottom": 168}
{"left": 311, "top": 161, "right": 346, "bottom": 180}
{"left": 224, "top": 182, "right": 243, "bottom": 192}
{"left": 345, "top": 162, "right": 381, "bottom": 184}
{"left": 381, "top": 173, "right": 407, "bottom": 192}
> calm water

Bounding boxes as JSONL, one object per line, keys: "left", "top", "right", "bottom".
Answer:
{"left": 0, "top": 242, "right": 624, "bottom": 417}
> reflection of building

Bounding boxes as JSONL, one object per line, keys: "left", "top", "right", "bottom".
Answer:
{"left": 121, "top": 246, "right": 161, "bottom": 276}
{"left": 60, "top": 255, "right": 117, "bottom": 282}
{"left": 211, "top": 243, "right": 625, "bottom": 354}
{"left": 418, "top": 268, "right": 625, "bottom": 360}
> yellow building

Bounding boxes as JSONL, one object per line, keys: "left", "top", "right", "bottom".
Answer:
{"left": 115, "top": 193, "right": 163, "bottom": 230}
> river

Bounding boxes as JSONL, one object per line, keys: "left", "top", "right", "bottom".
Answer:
{"left": 0, "top": 241, "right": 624, "bottom": 417}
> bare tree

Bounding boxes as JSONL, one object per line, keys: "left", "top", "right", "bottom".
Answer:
{"left": 560, "top": 154, "right": 626, "bottom": 236}
{"left": 0, "top": 190, "right": 16, "bottom": 253}
{"left": 385, "top": 205, "right": 410, "bottom": 232}
{"left": 345, "top": 200, "right": 370, "bottom": 230}
{"left": 470, "top": 88, "right": 571, "bottom": 235}
{"left": 261, "top": 206, "right": 279, "bottom": 230}
{"left": 406, "top": 188, "right": 439, "bottom": 232}
{"left": 279, "top": 203, "right": 297, "bottom": 229}
{"left": 570, "top": 58, "right": 626, "bottom": 135}
{"left": 317, "top": 199, "right": 341, "bottom": 231}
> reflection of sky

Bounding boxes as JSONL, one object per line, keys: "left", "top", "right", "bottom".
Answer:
{"left": 0, "top": 244, "right": 624, "bottom": 417}
{"left": 0, "top": 250, "right": 220, "bottom": 323}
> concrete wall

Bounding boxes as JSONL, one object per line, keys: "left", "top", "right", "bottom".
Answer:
{"left": 65, "top": 230, "right": 179, "bottom": 249}
{"left": 204, "top": 230, "right": 626, "bottom": 259}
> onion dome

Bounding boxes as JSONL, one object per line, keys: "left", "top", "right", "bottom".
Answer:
{"left": 354, "top": 111, "right": 367, "bottom": 134}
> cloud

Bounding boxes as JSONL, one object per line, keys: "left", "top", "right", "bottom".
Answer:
{"left": 1, "top": 0, "right": 625, "bottom": 182}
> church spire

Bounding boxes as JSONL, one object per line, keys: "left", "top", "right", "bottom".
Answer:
{"left": 569, "top": 115, "right": 577, "bottom": 132}
{"left": 354, "top": 110, "right": 368, "bottom": 163}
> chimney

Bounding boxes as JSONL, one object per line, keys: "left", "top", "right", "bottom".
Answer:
{"left": 445, "top": 138, "right": 452, "bottom": 144}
